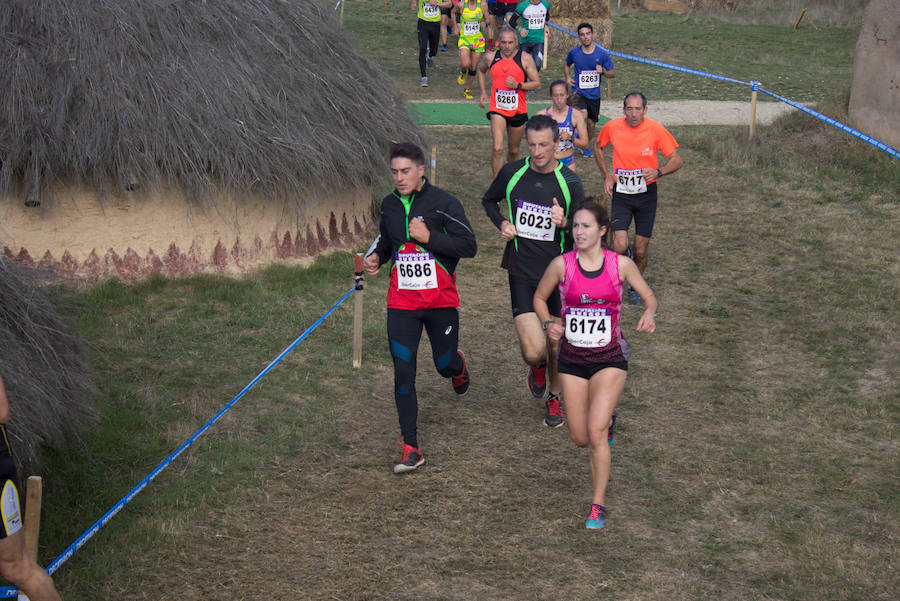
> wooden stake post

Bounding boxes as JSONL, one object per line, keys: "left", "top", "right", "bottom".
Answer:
{"left": 749, "top": 81, "right": 759, "bottom": 139}
{"left": 430, "top": 146, "right": 437, "bottom": 185}
{"left": 352, "top": 253, "right": 364, "bottom": 368}
{"left": 24, "top": 476, "right": 42, "bottom": 559}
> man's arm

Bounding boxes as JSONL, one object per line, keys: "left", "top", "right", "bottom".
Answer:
{"left": 563, "top": 59, "right": 574, "bottom": 88}
{"left": 572, "top": 110, "right": 589, "bottom": 150}
{"left": 0, "top": 375, "right": 10, "bottom": 424}
{"left": 603, "top": 67, "right": 616, "bottom": 79}
{"left": 660, "top": 149, "right": 683, "bottom": 177}
{"left": 421, "top": 196, "right": 478, "bottom": 259}
{"left": 519, "top": 52, "right": 541, "bottom": 91}
{"left": 477, "top": 50, "right": 494, "bottom": 107}
{"left": 594, "top": 142, "right": 614, "bottom": 196}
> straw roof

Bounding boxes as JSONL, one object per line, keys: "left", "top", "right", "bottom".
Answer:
{"left": 0, "top": 0, "right": 424, "bottom": 205}
{"left": 0, "top": 258, "right": 97, "bottom": 473}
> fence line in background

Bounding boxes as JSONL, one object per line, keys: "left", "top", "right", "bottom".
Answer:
{"left": 0, "top": 285, "right": 357, "bottom": 599}
{"left": 546, "top": 21, "right": 899, "bottom": 160}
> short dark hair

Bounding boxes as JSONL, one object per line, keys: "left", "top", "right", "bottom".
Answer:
{"left": 390, "top": 142, "right": 425, "bottom": 166}
{"left": 549, "top": 79, "right": 568, "bottom": 95}
{"left": 525, "top": 114, "right": 559, "bottom": 142}
{"left": 576, "top": 22, "right": 593, "bottom": 34}
{"left": 623, "top": 92, "right": 648, "bottom": 108}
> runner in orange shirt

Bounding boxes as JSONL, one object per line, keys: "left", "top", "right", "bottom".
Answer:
{"left": 593, "top": 92, "right": 683, "bottom": 305}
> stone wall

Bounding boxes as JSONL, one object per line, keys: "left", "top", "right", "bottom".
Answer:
{"left": 848, "top": 0, "right": 900, "bottom": 151}
{"left": 0, "top": 185, "right": 374, "bottom": 282}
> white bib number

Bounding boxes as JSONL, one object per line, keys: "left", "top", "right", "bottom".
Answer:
{"left": 579, "top": 69, "right": 600, "bottom": 89}
{"left": 528, "top": 15, "right": 545, "bottom": 29}
{"left": 395, "top": 252, "right": 437, "bottom": 290}
{"left": 515, "top": 200, "right": 555, "bottom": 241}
{"left": 463, "top": 20, "right": 480, "bottom": 36}
{"left": 422, "top": 3, "right": 440, "bottom": 18}
{"left": 615, "top": 168, "right": 647, "bottom": 195}
{"left": 495, "top": 88, "right": 519, "bottom": 111}
{"left": 565, "top": 307, "right": 611, "bottom": 348}
{"left": 558, "top": 125, "right": 574, "bottom": 152}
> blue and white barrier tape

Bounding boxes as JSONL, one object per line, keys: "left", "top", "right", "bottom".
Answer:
{"left": 0, "top": 285, "right": 356, "bottom": 598}
{"left": 547, "top": 21, "right": 899, "bottom": 160}
{"left": 757, "top": 87, "right": 900, "bottom": 159}
{"left": 546, "top": 21, "right": 751, "bottom": 87}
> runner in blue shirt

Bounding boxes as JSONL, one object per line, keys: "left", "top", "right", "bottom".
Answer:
{"left": 564, "top": 22, "right": 615, "bottom": 158}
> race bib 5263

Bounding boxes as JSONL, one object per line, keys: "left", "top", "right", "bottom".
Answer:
{"left": 579, "top": 69, "right": 600, "bottom": 89}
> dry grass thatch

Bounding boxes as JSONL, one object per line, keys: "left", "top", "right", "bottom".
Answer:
{"left": 0, "top": 258, "right": 97, "bottom": 473}
{"left": 0, "top": 0, "right": 425, "bottom": 205}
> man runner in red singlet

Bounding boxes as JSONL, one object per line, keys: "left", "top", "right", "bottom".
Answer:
{"left": 477, "top": 28, "right": 541, "bottom": 176}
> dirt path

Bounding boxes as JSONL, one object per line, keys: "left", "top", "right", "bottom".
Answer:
{"left": 419, "top": 99, "right": 802, "bottom": 127}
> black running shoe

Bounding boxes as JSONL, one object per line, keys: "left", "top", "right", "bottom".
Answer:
{"left": 544, "top": 393, "right": 565, "bottom": 428}
{"left": 393, "top": 439, "right": 425, "bottom": 474}
{"left": 527, "top": 363, "right": 548, "bottom": 398}
{"left": 451, "top": 350, "right": 470, "bottom": 395}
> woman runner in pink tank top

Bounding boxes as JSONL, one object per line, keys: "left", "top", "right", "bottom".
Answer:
{"left": 533, "top": 198, "right": 657, "bottom": 530}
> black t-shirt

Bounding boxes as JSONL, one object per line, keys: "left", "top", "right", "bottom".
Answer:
{"left": 482, "top": 158, "right": 585, "bottom": 281}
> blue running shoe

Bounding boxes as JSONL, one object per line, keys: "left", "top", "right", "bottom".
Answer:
{"left": 582, "top": 148, "right": 593, "bottom": 158}
{"left": 585, "top": 504, "right": 607, "bottom": 529}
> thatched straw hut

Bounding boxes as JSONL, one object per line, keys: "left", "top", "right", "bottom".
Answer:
{"left": 0, "top": 0, "right": 424, "bottom": 280}
{"left": 0, "top": 258, "right": 96, "bottom": 474}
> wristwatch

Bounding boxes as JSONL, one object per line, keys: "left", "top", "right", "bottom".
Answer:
{"left": 542, "top": 320, "right": 552, "bottom": 330}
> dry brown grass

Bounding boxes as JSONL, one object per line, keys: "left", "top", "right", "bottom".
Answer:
{"left": 51, "top": 122, "right": 898, "bottom": 600}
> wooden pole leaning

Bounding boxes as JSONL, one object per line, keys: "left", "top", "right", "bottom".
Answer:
{"left": 340, "top": 0, "right": 345, "bottom": 26}
{"left": 430, "top": 146, "right": 437, "bottom": 185}
{"left": 352, "top": 253, "right": 364, "bottom": 368}
{"left": 749, "top": 81, "right": 759, "bottom": 139}
{"left": 24, "top": 476, "right": 42, "bottom": 559}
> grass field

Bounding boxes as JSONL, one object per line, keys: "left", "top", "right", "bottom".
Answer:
{"left": 19, "top": 1, "right": 900, "bottom": 600}
{"left": 344, "top": 0, "right": 863, "bottom": 104}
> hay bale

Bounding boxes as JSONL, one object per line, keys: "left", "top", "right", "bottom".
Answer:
{"left": 548, "top": 17, "right": 613, "bottom": 56}
{"left": 0, "top": 258, "right": 97, "bottom": 474}
{"left": 553, "top": 0, "right": 611, "bottom": 18}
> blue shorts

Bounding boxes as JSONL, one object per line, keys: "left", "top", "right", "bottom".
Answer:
{"left": 558, "top": 154, "right": 575, "bottom": 168}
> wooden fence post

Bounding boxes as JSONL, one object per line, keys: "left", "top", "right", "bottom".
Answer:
{"left": 749, "top": 81, "right": 759, "bottom": 139}
{"left": 24, "top": 476, "right": 42, "bottom": 559}
{"left": 352, "top": 253, "right": 364, "bottom": 368}
{"left": 430, "top": 146, "right": 437, "bottom": 185}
